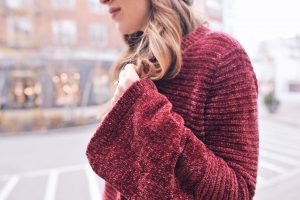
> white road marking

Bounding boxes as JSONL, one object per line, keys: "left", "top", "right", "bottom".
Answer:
{"left": 262, "top": 129, "right": 300, "bottom": 141}
{"left": 261, "top": 143, "right": 300, "bottom": 158}
{"left": 257, "top": 168, "right": 300, "bottom": 189}
{"left": 0, "top": 176, "right": 19, "bottom": 200}
{"left": 0, "top": 164, "right": 86, "bottom": 180}
{"left": 44, "top": 170, "right": 59, "bottom": 200}
{"left": 259, "top": 149, "right": 300, "bottom": 167}
{"left": 258, "top": 160, "right": 287, "bottom": 174}
{"left": 85, "top": 166, "right": 102, "bottom": 200}
{"left": 0, "top": 176, "right": 10, "bottom": 182}
{"left": 261, "top": 139, "right": 300, "bottom": 151}
{"left": 0, "top": 164, "right": 99, "bottom": 200}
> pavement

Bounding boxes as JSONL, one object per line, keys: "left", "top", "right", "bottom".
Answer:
{"left": 258, "top": 99, "right": 300, "bottom": 128}
{"left": 0, "top": 101, "right": 299, "bottom": 200}
{"left": 0, "top": 124, "right": 105, "bottom": 200}
{"left": 255, "top": 100, "right": 300, "bottom": 200}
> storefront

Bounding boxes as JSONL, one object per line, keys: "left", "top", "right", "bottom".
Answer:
{"left": 7, "top": 68, "right": 42, "bottom": 109}
{"left": 51, "top": 69, "right": 81, "bottom": 107}
{"left": 0, "top": 53, "right": 113, "bottom": 133}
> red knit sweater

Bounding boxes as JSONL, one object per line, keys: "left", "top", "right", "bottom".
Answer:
{"left": 86, "top": 26, "right": 259, "bottom": 200}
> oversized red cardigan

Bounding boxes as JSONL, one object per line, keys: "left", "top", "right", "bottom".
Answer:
{"left": 86, "top": 26, "right": 259, "bottom": 200}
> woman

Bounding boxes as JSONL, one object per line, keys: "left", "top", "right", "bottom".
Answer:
{"left": 86, "top": 0, "right": 259, "bottom": 199}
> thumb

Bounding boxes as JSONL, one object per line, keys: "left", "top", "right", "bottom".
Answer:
{"left": 125, "top": 63, "right": 137, "bottom": 71}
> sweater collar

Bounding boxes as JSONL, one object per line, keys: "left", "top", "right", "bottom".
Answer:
{"left": 181, "top": 25, "right": 209, "bottom": 50}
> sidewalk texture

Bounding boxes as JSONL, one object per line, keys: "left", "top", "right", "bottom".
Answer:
{"left": 258, "top": 101, "right": 300, "bottom": 128}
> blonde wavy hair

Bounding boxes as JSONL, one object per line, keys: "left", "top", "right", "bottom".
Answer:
{"left": 112, "top": 0, "right": 202, "bottom": 82}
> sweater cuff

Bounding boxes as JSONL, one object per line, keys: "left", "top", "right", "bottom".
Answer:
{"left": 100, "top": 77, "right": 157, "bottom": 126}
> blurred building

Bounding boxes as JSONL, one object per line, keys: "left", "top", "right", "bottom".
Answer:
{"left": 253, "top": 36, "right": 300, "bottom": 104}
{"left": 0, "top": 0, "right": 227, "bottom": 111}
{"left": 194, "top": 0, "right": 224, "bottom": 31}
{"left": 0, "top": 0, "right": 121, "bottom": 111}
{"left": 0, "top": 0, "right": 228, "bottom": 132}
{"left": 205, "top": 0, "right": 224, "bottom": 30}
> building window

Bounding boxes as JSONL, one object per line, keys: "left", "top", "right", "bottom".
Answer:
{"left": 5, "top": 0, "right": 33, "bottom": 9}
{"left": 52, "top": 0, "right": 76, "bottom": 9}
{"left": 88, "top": 0, "right": 106, "bottom": 12}
{"left": 289, "top": 82, "right": 300, "bottom": 93}
{"left": 52, "top": 20, "right": 77, "bottom": 45}
{"left": 52, "top": 70, "right": 81, "bottom": 106}
{"left": 7, "top": 17, "right": 33, "bottom": 47}
{"left": 89, "top": 23, "right": 107, "bottom": 46}
{"left": 7, "top": 69, "right": 42, "bottom": 109}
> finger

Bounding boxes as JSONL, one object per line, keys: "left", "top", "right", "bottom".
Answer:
{"left": 125, "top": 63, "right": 137, "bottom": 72}
{"left": 118, "top": 66, "right": 127, "bottom": 80}
{"left": 113, "top": 85, "right": 124, "bottom": 100}
{"left": 111, "top": 96, "right": 117, "bottom": 105}
{"left": 121, "top": 64, "right": 140, "bottom": 80}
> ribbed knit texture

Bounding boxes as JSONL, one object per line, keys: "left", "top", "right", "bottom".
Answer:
{"left": 86, "top": 26, "right": 259, "bottom": 200}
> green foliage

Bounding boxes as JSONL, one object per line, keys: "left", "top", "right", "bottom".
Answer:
{"left": 264, "top": 91, "right": 280, "bottom": 113}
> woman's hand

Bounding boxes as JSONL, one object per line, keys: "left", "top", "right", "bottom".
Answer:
{"left": 111, "top": 63, "right": 140, "bottom": 106}
{"left": 99, "top": 64, "right": 140, "bottom": 121}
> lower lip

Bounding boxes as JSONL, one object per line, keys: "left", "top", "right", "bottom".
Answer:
{"left": 111, "top": 9, "right": 121, "bottom": 19}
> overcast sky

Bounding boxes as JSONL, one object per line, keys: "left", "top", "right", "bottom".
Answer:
{"left": 229, "top": 0, "right": 300, "bottom": 55}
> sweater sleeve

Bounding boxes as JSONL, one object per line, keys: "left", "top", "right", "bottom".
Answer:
{"left": 176, "top": 48, "right": 259, "bottom": 199}
{"left": 86, "top": 50, "right": 259, "bottom": 199}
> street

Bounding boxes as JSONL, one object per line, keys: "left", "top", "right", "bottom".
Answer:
{"left": 0, "top": 118, "right": 300, "bottom": 200}
{"left": 0, "top": 0, "right": 299, "bottom": 199}
{"left": 255, "top": 116, "right": 300, "bottom": 200}
{"left": 0, "top": 124, "right": 105, "bottom": 200}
